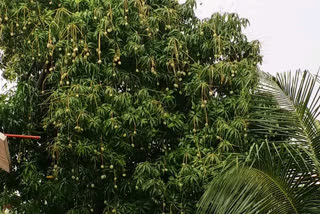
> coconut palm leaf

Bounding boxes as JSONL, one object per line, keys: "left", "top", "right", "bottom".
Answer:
{"left": 248, "top": 70, "right": 320, "bottom": 172}
{"left": 198, "top": 143, "right": 320, "bottom": 214}
{"left": 197, "top": 163, "right": 320, "bottom": 214}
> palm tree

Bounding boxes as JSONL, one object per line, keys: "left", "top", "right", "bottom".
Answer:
{"left": 197, "top": 70, "right": 320, "bottom": 214}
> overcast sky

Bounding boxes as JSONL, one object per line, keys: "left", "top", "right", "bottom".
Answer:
{"left": 190, "top": 0, "right": 320, "bottom": 75}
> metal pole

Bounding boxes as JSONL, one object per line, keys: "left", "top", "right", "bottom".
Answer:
{"left": 4, "top": 134, "right": 41, "bottom": 140}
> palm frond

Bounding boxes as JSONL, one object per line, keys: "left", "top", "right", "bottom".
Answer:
{"left": 249, "top": 70, "right": 320, "bottom": 172}
{"left": 197, "top": 164, "right": 320, "bottom": 214}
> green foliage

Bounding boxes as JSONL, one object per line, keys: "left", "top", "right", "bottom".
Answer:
{"left": 0, "top": 0, "right": 262, "bottom": 213}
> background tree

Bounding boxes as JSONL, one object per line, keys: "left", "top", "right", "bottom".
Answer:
{"left": 0, "top": 0, "right": 261, "bottom": 213}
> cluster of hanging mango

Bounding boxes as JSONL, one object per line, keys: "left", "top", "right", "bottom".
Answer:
{"left": 0, "top": 0, "right": 261, "bottom": 213}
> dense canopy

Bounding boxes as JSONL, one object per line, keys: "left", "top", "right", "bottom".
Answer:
{"left": 0, "top": 0, "right": 261, "bottom": 213}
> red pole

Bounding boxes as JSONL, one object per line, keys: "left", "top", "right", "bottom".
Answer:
{"left": 4, "top": 134, "right": 41, "bottom": 140}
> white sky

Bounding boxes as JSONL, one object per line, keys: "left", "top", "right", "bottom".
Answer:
{"left": 192, "top": 0, "right": 320, "bottom": 75}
